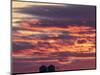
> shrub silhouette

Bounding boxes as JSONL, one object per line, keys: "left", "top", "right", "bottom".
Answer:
{"left": 48, "top": 65, "right": 55, "bottom": 72}
{"left": 39, "top": 65, "right": 48, "bottom": 73}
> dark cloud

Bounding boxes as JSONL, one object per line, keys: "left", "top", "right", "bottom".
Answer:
{"left": 12, "top": 42, "right": 33, "bottom": 50}
{"left": 13, "top": 33, "right": 74, "bottom": 40}
{"left": 15, "top": 5, "right": 96, "bottom": 19}
{"left": 77, "top": 39, "right": 87, "bottom": 44}
{"left": 15, "top": 4, "right": 96, "bottom": 26}
{"left": 50, "top": 52, "right": 96, "bottom": 57}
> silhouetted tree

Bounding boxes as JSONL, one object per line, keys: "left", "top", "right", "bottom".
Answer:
{"left": 11, "top": 73, "right": 16, "bottom": 75}
{"left": 39, "top": 65, "right": 48, "bottom": 73}
{"left": 48, "top": 65, "right": 55, "bottom": 72}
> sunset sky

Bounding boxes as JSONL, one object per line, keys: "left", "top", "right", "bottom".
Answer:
{"left": 12, "top": 1, "right": 96, "bottom": 73}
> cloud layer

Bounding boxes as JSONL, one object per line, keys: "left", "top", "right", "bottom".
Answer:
{"left": 12, "top": 1, "right": 96, "bottom": 73}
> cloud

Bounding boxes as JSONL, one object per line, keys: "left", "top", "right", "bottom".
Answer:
{"left": 12, "top": 1, "right": 96, "bottom": 73}
{"left": 50, "top": 52, "right": 95, "bottom": 57}
{"left": 12, "top": 42, "right": 33, "bottom": 50}
{"left": 15, "top": 4, "right": 96, "bottom": 19}
{"left": 14, "top": 4, "right": 96, "bottom": 27}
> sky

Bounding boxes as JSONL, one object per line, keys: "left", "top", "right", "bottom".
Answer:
{"left": 12, "top": 1, "right": 96, "bottom": 73}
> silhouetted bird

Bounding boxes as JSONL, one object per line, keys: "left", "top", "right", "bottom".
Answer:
{"left": 39, "top": 65, "right": 48, "bottom": 73}
{"left": 48, "top": 65, "right": 56, "bottom": 72}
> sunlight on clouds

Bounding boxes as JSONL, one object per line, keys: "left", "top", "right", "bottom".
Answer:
{"left": 12, "top": 1, "right": 96, "bottom": 73}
